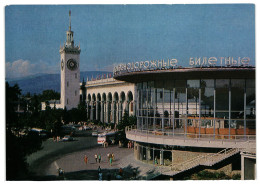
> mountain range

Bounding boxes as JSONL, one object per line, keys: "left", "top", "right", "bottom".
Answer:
{"left": 6, "top": 71, "right": 112, "bottom": 95}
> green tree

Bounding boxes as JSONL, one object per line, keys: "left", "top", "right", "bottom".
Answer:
{"left": 6, "top": 83, "right": 43, "bottom": 180}
{"left": 6, "top": 82, "right": 21, "bottom": 130}
{"left": 38, "top": 90, "right": 60, "bottom": 102}
{"left": 117, "top": 111, "right": 137, "bottom": 147}
{"left": 77, "top": 102, "right": 87, "bottom": 121}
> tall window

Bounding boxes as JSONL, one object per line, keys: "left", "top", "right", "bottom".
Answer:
{"left": 231, "top": 79, "right": 245, "bottom": 129}
{"left": 246, "top": 79, "right": 255, "bottom": 131}
{"left": 201, "top": 79, "right": 214, "bottom": 117}
{"left": 215, "top": 79, "right": 230, "bottom": 126}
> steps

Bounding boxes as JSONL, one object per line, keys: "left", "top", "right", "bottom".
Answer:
{"left": 163, "top": 148, "right": 240, "bottom": 176}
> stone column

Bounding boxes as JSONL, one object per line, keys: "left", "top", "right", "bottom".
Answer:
{"left": 112, "top": 101, "right": 115, "bottom": 123}
{"left": 160, "top": 149, "right": 164, "bottom": 165}
{"left": 90, "top": 101, "right": 94, "bottom": 120}
{"left": 147, "top": 147, "right": 151, "bottom": 161}
{"left": 86, "top": 101, "right": 89, "bottom": 119}
{"left": 106, "top": 101, "right": 110, "bottom": 123}
{"left": 117, "top": 102, "right": 119, "bottom": 124}
{"left": 133, "top": 100, "right": 136, "bottom": 116}
{"left": 125, "top": 101, "right": 129, "bottom": 114}
{"left": 122, "top": 100, "right": 126, "bottom": 116}
{"left": 96, "top": 101, "right": 99, "bottom": 121}
{"left": 134, "top": 142, "right": 140, "bottom": 160}
{"left": 118, "top": 101, "right": 122, "bottom": 122}
{"left": 100, "top": 101, "right": 104, "bottom": 123}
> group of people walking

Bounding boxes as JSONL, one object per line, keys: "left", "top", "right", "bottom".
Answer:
{"left": 127, "top": 141, "right": 134, "bottom": 149}
{"left": 97, "top": 166, "right": 124, "bottom": 180}
{"left": 84, "top": 153, "right": 102, "bottom": 165}
{"left": 83, "top": 153, "right": 116, "bottom": 166}
{"left": 107, "top": 153, "right": 115, "bottom": 166}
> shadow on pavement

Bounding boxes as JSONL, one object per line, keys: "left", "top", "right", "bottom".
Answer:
{"left": 28, "top": 165, "right": 144, "bottom": 180}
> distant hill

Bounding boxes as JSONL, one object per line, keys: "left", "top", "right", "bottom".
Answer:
{"left": 6, "top": 71, "right": 112, "bottom": 95}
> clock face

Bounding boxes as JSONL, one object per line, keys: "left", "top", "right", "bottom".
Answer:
{"left": 67, "top": 59, "right": 78, "bottom": 71}
{"left": 61, "top": 60, "right": 64, "bottom": 71}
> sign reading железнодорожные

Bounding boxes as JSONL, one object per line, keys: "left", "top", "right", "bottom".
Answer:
{"left": 113, "top": 57, "right": 251, "bottom": 75}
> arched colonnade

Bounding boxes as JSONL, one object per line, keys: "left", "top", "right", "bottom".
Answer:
{"left": 86, "top": 90, "right": 134, "bottom": 124}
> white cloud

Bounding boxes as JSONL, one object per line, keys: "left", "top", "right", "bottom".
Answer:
{"left": 5, "top": 59, "right": 58, "bottom": 79}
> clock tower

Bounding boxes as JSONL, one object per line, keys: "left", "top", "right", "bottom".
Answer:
{"left": 60, "top": 10, "right": 81, "bottom": 109}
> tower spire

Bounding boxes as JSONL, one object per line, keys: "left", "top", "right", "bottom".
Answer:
{"left": 69, "top": 10, "right": 71, "bottom": 31}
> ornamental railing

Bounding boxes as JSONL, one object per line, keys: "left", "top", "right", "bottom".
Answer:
{"left": 125, "top": 126, "right": 256, "bottom": 141}
{"left": 170, "top": 147, "right": 240, "bottom": 173}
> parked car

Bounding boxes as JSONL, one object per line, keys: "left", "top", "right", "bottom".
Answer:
{"left": 30, "top": 128, "right": 49, "bottom": 138}
{"left": 84, "top": 126, "right": 92, "bottom": 130}
{"left": 92, "top": 131, "right": 98, "bottom": 136}
{"left": 62, "top": 135, "right": 74, "bottom": 141}
{"left": 61, "top": 125, "right": 76, "bottom": 136}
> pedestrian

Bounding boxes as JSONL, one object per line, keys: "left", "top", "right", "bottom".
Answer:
{"left": 98, "top": 166, "right": 101, "bottom": 173}
{"left": 84, "top": 155, "right": 88, "bottom": 164}
{"left": 98, "top": 153, "right": 101, "bottom": 163}
{"left": 119, "top": 168, "right": 123, "bottom": 176}
{"left": 109, "top": 156, "right": 113, "bottom": 166}
{"left": 127, "top": 141, "right": 130, "bottom": 149}
{"left": 58, "top": 168, "right": 64, "bottom": 176}
{"left": 98, "top": 172, "right": 103, "bottom": 181}
{"left": 133, "top": 169, "right": 137, "bottom": 179}
{"left": 154, "top": 156, "right": 158, "bottom": 165}
{"left": 112, "top": 153, "right": 115, "bottom": 161}
{"left": 95, "top": 153, "right": 98, "bottom": 163}
{"left": 107, "top": 153, "right": 110, "bottom": 162}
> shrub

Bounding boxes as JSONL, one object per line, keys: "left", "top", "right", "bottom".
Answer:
{"left": 232, "top": 174, "right": 241, "bottom": 180}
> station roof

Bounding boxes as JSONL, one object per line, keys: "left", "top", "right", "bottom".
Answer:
{"left": 114, "top": 67, "right": 255, "bottom": 83}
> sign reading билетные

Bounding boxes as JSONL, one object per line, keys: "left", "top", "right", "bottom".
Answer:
{"left": 113, "top": 57, "right": 251, "bottom": 75}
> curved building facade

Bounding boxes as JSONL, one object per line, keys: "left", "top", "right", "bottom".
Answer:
{"left": 114, "top": 66, "right": 256, "bottom": 179}
{"left": 83, "top": 77, "right": 136, "bottom": 124}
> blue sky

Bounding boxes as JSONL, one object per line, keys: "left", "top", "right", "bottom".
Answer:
{"left": 5, "top": 4, "right": 255, "bottom": 79}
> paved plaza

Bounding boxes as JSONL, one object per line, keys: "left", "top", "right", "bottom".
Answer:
{"left": 28, "top": 132, "right": 165, "bottom": 180}
{"left": 43, "top": 145, "right": 165, "bottom": 180}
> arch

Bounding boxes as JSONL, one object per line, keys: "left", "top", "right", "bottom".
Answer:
{"left": 127, "top": 91, "right": 133, "bottom": 102}
{"left": 87, "top": 94, "right": 91, "bottom": 102}
{"left": 97, "top": 93, "right": 101, "bottom": 101}
{"left": 113, "top": 92, "right": 119, "bottom": 102}
{"left": 102, "top": 93, "right": 106, "bottom": 101}
{"left": 120, "top": 91, "right": 126, "bottom": 102}
{"left": 108, "top": 92, "right": 112, "bottom": 102}
{"left": 92, "top": 93, "right": 96, "bottom": 101}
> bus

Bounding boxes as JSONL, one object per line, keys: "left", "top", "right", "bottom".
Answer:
{"left": 30, "top": 128, "right": 48, "bottom": 138}
{"left": 97, "top": 131, "right": 118, "bottom": 145}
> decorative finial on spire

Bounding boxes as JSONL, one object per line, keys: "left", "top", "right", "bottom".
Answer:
{"left": 69, "top": 10, "right": 71, "bottom": 31}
